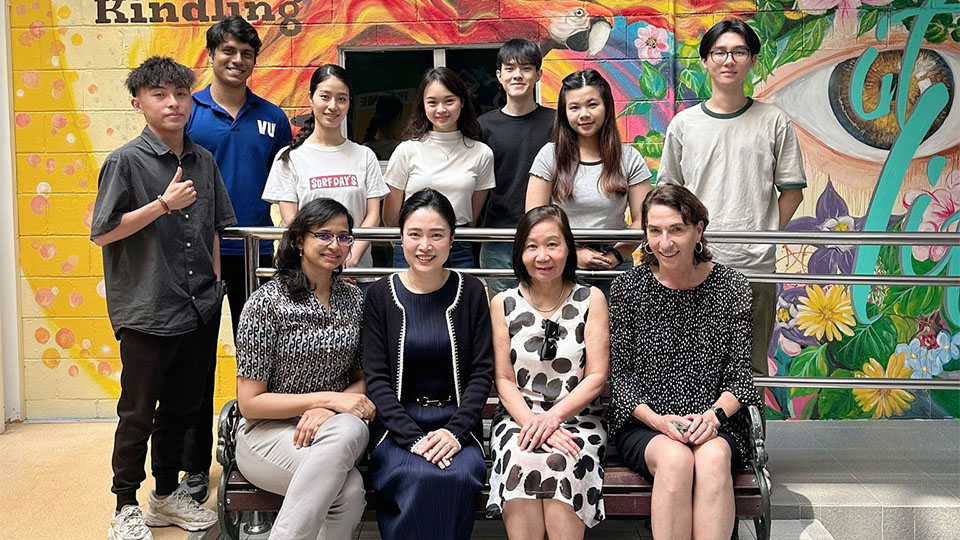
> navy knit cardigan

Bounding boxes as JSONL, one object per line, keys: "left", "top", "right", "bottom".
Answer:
{"left": 362, "top": 271, "right": 494, "bottom": 451}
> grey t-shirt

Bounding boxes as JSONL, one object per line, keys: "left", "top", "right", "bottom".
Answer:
{"left": 530, "top": 143, "right": 652, "bottom": 229}
{"left": 91, "top": 127, "right": 237, "bottom": 337}
{"left": 658, "top": 99, "right": 806, "bottom": 273}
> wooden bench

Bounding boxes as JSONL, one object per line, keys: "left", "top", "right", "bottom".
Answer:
{"left": 216, "top": 397, "right": 771, "bottom": 540}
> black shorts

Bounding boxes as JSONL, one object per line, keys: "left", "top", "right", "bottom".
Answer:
{"left": 615, "top": 423, "right": 740, "bottom": 482}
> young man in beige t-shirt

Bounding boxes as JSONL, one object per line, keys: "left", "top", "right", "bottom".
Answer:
{"left": 658, "top": 19, "right": 806, "bottom": 379}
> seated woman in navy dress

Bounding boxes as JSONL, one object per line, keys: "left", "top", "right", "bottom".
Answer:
{"left": 608, "top": 184, "right": 762, "bottom": 540}
{"left": 363, "top": 188, "right": 494, "bottom": 540}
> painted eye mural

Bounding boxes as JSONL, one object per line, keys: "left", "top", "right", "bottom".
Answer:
{"left": 8, "top": 0, "right": 959, "bottom": 422}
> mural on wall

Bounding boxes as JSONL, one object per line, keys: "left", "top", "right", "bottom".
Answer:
{"left": 10, "top": 0, "right": 959, "bottom": 419}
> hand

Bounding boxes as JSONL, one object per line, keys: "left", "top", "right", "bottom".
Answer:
{"left": 161, "top": 167, "right": 197, "bottom": 211}
{"left": 518, "top": 412, "right": 562, "bottom": 451}
{"left": 416, "top": 430, "right": 460, "bottom": 469}
{"left": 685, "top": 411, "right": 720, "bottom": 445}
{"left": 657, "top": 414, "right": 691, "bottom": 443}
{"left": 293, "top": 407, "right": 335, "bottom": 448}
{"left": 576, "top": 247, "right": 613, "bottom": 270}
{"left": 329, "top": 393, "right": 375, "bottom": 420}
{"left": 542, "top": 426, "right": 580, "bottom": 457}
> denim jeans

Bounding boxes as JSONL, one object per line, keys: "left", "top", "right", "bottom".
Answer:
{"left": 479, "top": 241, "right": 517, "bottom": 297}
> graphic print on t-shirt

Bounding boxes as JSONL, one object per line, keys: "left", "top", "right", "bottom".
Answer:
{"left": 309, "top": 175, "right": 360, "bottom": 190}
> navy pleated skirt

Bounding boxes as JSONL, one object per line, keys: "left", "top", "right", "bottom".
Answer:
{"left": 369, "top": 403, "right": 486, "bottom": 540}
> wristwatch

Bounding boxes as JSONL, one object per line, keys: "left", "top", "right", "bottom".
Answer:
{"left": 711, "top": 406, "right": 728, "bottom": 426}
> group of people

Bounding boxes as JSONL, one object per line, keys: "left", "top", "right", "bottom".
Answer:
{"left": 92, "top": 13, "right": 806, "bottom": 540}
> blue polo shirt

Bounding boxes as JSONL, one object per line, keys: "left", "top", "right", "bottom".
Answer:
{"left": 186, "top": 85, "right": 292, "bottom": 256}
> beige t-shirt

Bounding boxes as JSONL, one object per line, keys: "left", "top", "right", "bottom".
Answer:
{"left": 384, "top": 131, "right": 496, "bottom": 225}
{"left": 658, "top": 99, "right": 806, "bottom": 273}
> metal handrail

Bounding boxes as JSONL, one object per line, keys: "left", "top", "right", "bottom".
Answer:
{"left": 224, "top": 226, "right": 960, "bottom": 392}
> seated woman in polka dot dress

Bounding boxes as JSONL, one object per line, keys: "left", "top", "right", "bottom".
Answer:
{"left": 608, "top": 184, "right": 762, "bottom": 540}
{"left": 486, "top": 204, "right": 609, "bottom": 538}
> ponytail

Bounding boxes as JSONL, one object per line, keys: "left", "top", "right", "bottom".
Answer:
{"left": 279, "top": 115, "right": 315, "bottom": 163}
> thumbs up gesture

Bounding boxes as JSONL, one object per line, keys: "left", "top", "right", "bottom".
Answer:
{"left": 161, "top": 167, "right": 197, "bottom": 211}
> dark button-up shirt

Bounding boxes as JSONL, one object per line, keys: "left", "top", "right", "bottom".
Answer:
{"left": 91, "top": 126, "right": 237, "bottom": 337}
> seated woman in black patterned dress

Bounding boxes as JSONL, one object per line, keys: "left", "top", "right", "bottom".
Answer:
{"left": 608, "top": 184, "right": 762, "bottom": 540}
{"left": 485, "top": 205, "right": 609, "bottom": 539}
{"left": 363, "top": 188, "right": 494, "bottom": 540}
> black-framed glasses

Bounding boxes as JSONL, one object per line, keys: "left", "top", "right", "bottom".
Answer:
{"left": 709, "top": 48, "right": 752, "bottom": 64}
{"left": 308, "top": 231, "right": 355, "bottom": 246}
{"left": 539, "top": 319, "right": 560, "bottom": 361}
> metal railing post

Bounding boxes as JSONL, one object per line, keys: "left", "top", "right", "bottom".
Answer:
{"left": 243, "top": 235, "right": 258, "bottom": 300}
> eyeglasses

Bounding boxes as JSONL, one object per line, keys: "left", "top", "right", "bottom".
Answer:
{"left": 307, "top": 231, "right": 355, "bottom": 246}
{"left": 539, "top": 319, "right": 560, "bottom": 361}
{"left": 709, "top": 48, "right": 752, "bottom": 64}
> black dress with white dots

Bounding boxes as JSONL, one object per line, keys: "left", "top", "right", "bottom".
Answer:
{"left": 608, "top": 263, "right": 762, "bottom": 465}
{"left": 486, "top": 284, "right": 607, "bottom": 527}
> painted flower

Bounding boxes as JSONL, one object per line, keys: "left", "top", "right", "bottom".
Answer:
{"left": 775, "top": 296, "right": 799, "bottom": 330}
{"left": 634, "top": 25, "right": 670, "bottom": 65}
{"left": 795, "top": 284, "right": 857, "bottom": 341}
{"left": 788, "top": 180, "right": 864, "bottom": 275}
{"left": 929, "top": 331, "right": 960, "bottom": 366}
{"left": 898, "top": 339, "right": 941, "bottom": 379}
{"left": 798, "top": 0, "right": 894, "bottom": 34}
{"left": 853, "top": 352, "right": 915, "bottom": 418}
{"left": 903, "top": 171, "right": 960, "bottom": 262}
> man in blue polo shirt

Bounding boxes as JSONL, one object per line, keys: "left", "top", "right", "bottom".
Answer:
{"left": 182, "top": 15, "right": 292, "bottom": 503}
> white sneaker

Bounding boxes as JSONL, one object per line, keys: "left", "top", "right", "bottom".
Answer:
{"left": 108, "top": 505, "right": 153, "bottom": 540}
{"left": 143, "top": 487, "right": 217, "bottom": 531}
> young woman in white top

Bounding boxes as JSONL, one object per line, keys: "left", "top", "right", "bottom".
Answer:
{"left": 525, "top": 68, "right": 652, "bottom": 295}
{"left": 382, "top": 67, "right": 495, "bottom": 268}
{"left": 262, "top": 64, "right": 389, "bottom": 273}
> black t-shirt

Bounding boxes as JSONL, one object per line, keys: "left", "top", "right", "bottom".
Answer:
{"left": 478, "top": 105, "right": 555, "bottom": 228}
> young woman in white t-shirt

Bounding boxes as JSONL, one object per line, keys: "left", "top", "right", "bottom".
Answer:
{"left": 262, "top": 64, "right": 389, "bottom": 272}
{"left": 525, "top": 69, "right": 652, "bottom": 295}
{"left": 382, "top": 67, "right": 495, "bottom": 268}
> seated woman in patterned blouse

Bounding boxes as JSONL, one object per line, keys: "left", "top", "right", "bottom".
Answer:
{"left": 233, "top": 198, "right": 375, "bottom": 540}
{"left": 486, "top": 205, "right": 610, "bottom": 539}
{"left": 608, "top": 184, "right": 762, "bottom": 540}
{"left": 363, "top": 188, "right": 494, "bottom": 540}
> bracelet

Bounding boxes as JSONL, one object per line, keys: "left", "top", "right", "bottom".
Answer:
{"left": 606, "top": 247, "right": 625, "bottom": 264}
{"left": 156, "top": 195, "right": 172, "bottom": 215}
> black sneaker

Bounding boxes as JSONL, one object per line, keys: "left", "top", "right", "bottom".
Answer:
{"left": 178, "top": 472, "right": 209, "bottom": 504}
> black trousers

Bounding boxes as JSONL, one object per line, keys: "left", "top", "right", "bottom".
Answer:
{"left": 180, "top": 253, "right": 272, "bottom": 476}
{"left": 111, "top": 314, "right": 220, "bottom": 510}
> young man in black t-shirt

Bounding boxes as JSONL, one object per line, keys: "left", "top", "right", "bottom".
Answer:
{"left": 478, "top": 39, "right": 555, "bottom": 296}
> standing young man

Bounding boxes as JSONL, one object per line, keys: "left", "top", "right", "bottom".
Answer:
{"left": 658, "top": 19, "right": 806, "bottom": 379}
{"left": 478, "top": 39, "right": 555, "bottom": 295}
{"left": 182, "top": 16, "right": 292, "bottom": 502}
{"left": 93, "top": 56, "right": 235, "bottom": 540}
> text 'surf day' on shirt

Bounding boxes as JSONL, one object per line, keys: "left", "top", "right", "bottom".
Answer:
{"left": 478, "top": 106, "right": 555, "bottom": 228}
{"left": 91, "top": 127, "right": 237, "bottom": 338}
{"left": 384, "top": 130, "right": 496, "bottom": 226}
{"left": 262, "top": 139, "right": 389, "bottom": 268}
{"left": 186, "top": 86, "right": 293, "bottom": 256}
{"left": 530, "top": 142, "right": 652, "bottom": 230}
{"left": 657, "top": 99, "right": 807, "bottom": 273}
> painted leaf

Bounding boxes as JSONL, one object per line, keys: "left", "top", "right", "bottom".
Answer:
{"left": 678, "top": 68, "right": 706, "bottom": 97}
{"left": 931, "top": 389, "right": 960, "bottom": 418}
{"left": 775, "top": 16, "right": 826, "bottom": 69}
{"left": 639, "top": 61, "right": 668, "bottom": 100}
{"left": 789, "top": 344, "right": 828, "bottom": 397}
{"left": 618, "top": 100, "right": 650, "bottom": 118}
{"left": 925, "top": 13, "right": 952, "bottom": 43}
{"left": 889, "top": 314, "right": 919, "bottom": 343}
{"left": 883, "top": 285, "right": 943, "bottom": 317}
{"left": 828, "top": 309, "right": 898, "bottom": 371}
{"left": 756, "top": 10, "right": 786, "bottom": 39}
{"left": 858, "top": 10, "right": 880, "bottom": 38}
{"left": 818, "top": 369, "right": 869, "bottom": 420}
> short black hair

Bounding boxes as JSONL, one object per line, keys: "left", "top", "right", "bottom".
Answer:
{"left": 125, "top": 56, "right": 196, "bottom": 97}
{"left": 512, "top": 205, "right": 579, "bottom": 286}
{"left": 398, "top": 188, "right": 457, "bottom": 236}
{"left": 206, "top": 16, "right": 262, "bottom": 57}
{"left": 699, "top": 19, "right": 761, "bottom": 59}
{"left": 497, "top": 39, "right": 543, "bottom": 70}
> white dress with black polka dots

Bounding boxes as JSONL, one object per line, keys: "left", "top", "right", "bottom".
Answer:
{"left": 486, "top": 284, "right": 607, "bottom": 527}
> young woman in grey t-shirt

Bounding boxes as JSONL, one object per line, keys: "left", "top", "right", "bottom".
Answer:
{"left": 526, "top": 69, "right": 652, "bottom": 294}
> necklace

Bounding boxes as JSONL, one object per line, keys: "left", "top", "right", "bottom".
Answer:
{"left": 526, "top": 282, "right": 567, "bottom": 313}
{"left": 430, "top": 134, "right": 459, "bottom": 161}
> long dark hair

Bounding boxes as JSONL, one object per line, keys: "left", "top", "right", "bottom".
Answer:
{"left": 552, "top": 69, "right": 625, "bottom": 202}
{"left": 512, "top": 205, "right": 579, "bottom": 286}
{"left": 401, "top": 67, "right": 482, "bottom": 142}
{"left": 640, "top": 184, "right": 713, "bottom": 267}
{"left": 279, "top": 64, "right": 352, "bottom": 163}
{"left": 275, "top": 198, "right": 354, "bottom": 300}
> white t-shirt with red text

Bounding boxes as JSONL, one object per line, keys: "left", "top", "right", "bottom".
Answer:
{"left": 262, "top": 139, "right": 389, "bottom": 267}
